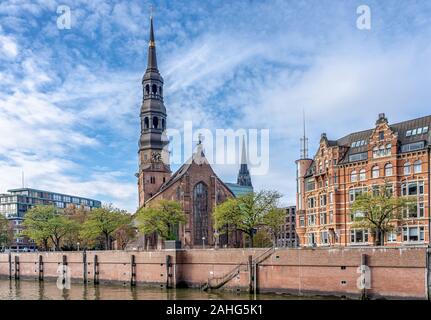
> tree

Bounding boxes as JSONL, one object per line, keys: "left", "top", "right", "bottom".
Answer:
{"left": 351, "top": 184, "right": 414, "bottom": 246}
{"left": 0, "top": 215, "right": 12, "bottom": 248}
{"left": 62, "top": 204, "right": 89, "bottom": 249}
{"left": 80, "top": 204, "right": 131, "bottom": 250}
{"left": 112, "top": 223, "right": 136, "bottom": 250}
{"left": 263, "top": 208, "right": 285, "bottom": 246}
{"left": 252, "top": 229, "right": 273, "bottom": 248}
{"left": 136, "top": 200, "right": 186, "bottom": 241}
{"left": 214, "top": 190, "right": 282, "bottom": 248}
{"left": 22, "top": 205, "right": 55, "bottom": 250}
{"left": 22, "top": 205, "right": 79, "bottom": 251}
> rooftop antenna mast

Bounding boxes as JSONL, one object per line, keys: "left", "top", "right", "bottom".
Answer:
{"left": 300, "top": 108, "right": 309, "bottom": 159}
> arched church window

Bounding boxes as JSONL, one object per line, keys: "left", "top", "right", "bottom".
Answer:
{"left": 153, "top": 117, "right": 159, "bottom": 129}
{"left": 193, "top": 182, "right": 208, "bottom": 246}
{"left": 145, "top": 84, "right": 150, "bottom": 95}
{"left": 152, "top": 84, "right": 157, "bottom": 94}
{"left": 144, "top": 117, "right": 149, "bottom": 129}
{"left": 162, "top": 119, "right": 165, "bottom": 130}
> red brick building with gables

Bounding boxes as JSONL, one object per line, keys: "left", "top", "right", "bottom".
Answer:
{"left": 296, "top": 113, "right": 430, "bottom": 247}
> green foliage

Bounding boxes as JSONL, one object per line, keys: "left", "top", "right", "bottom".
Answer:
{"left": 80, "top": 204, "right": 132, "bottom": 250}
{"left": 263, "top": 208, "right": 285, "bottom": 245}
{"left": 252, "top": 229, "right": 273, "bottom": 248}
{"left": 351, "top": 183, "right": 414, "bottom": 246}
{"left": 22, "top": 205, "right": 79, "bottom": 250}
{"left": 0, "top": 214, "right": 11, "bottom": 247}
{"left": 213, "top": 190, "right": 282, "bottom": 247}
{"left": 136, "top": 200, "right": 186, "bottom": 240}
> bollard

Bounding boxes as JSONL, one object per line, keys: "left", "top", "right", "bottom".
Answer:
{"left": 165, "top": 255, "right": 171, "bottom": 288}
{"left": 14, "top": 255, "right": 20, "bottom": 280}
{"left": 248, "top": 255, "right": 254, "bottom": 293}
{"left": 131, "top": 254, "right": 137, "bottom": 287}
{"left": 93, "top": 255, "right": 99, "bottom": 285}
{"left": 38, "top": 255, "right": 44, "bottom": 281}
{"left": 360, "top": 253, "right": 368, "bottom": 300}
{"left": 8, "top": 252, "right": 12, "bottom": 280}
{"left": 83, "top": 250, "right": 87, "bottom": 284}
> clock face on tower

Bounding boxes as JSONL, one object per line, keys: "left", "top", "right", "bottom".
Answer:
{"left": 151, "top": 151, "right": 162, "bottom": 163}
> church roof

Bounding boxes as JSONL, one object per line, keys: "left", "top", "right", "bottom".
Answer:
{"left": 144, "top": 142, "right": 233, "bottom": 204}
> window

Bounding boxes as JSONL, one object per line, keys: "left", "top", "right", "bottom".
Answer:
{"left": 349, "top": 152, "right": 367, "bottom": 162}
{"left": 402, "top": 226, "right": 424, "bottom": 242}
{"left": 193, "top": 182, "right": 209, "bottom": 245}
{"left": 144, "top": 117, "right": 149, "bottom": 129}
{"left": 152, "top": 84, "right": 157, "bottom": 94}
{"left": 402, "top": 181, "right": 424, "bottom": 196}
{"left": 359, "top": 169, "right": 366, "bottom": 181}
{"left": 403, "top": 162, "right": 411, "bottom": 175}
{"left": 329, "top": 192, "right": 333, "bottom": 204}
{"left": 152, "top": 117, "right": 159, "bottom": 129}
{"left": 387, "top": 231, "right": 397, "bottom": 243}
{"left": 373, "top": 146, "right": 378, "bottom": 158}
{"left": 320, "top": 231, "right": 329, "bottom": 245}
{"left": 307, "top": 233, "right": 316, "bottom": 246}
{"left": 350, "top": 229, "right": 369, "bottom": 244}
{"left": 305, "top": 178, "right": 315, "bottom": 191}
{"left": 384, "top": 163, "right": 393, "bottom": 177}
{"left": 319, "top": 212, "right": 327, "bottom": 225}
{"left": 406, "top": 130, "right": 412, "bottom": 137}
{"left": 413, "top": 160, "right": 422, "bottom": 173}
{"left": 299, "top": 216, "right": 305, "bottom": 227}
{"left": 349, "top": 188, "right": 367, "bottom": 203}
{"left": 403, "top": 202, "right": 424, "bottom": 218}
{"left": 385, "top": 144, "right": 392, "bottom": 155}
{"left": 401, "top": 141, "right": 425, "bottom": 152}
{"left": 351, "top": 170, "right": 357, "bottom": 182}
{"left": 307, "top": 214, "right": 316, "bottom": 226}
{"left": 424, "top": 126, "right": 429, "bottom": 133}
{"left": 307, "top": 197, "right": 316, "bottom": 208}
{"left": 320, "top": 195, "right": 327, "bottom": 206}
{"left": 372, "top": 166, "right": 379, "bottom": 178}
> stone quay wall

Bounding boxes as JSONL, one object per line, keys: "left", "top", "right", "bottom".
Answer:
{"left": 0, "top": 246, "right": 429, "bottom": 299}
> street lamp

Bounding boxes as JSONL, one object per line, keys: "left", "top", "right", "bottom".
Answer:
{"left": 77, "top": 242, "right": 80, "bottom": 251}
{"left": 202, "top": 237, "right": 206, "bottom": 249}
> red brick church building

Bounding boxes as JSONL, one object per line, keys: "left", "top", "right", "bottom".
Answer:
{"left": 134, "top": 17, "right": 252, "bottom": 249}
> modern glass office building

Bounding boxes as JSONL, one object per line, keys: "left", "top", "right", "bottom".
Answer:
{"left": 0, "top": 188, "right": 101, "bottom": 251}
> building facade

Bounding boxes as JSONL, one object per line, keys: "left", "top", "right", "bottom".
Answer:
{"left": 276, "top": 206, "right": 298, "bottom": 247}
{"left": 136, "top": 17, "right": 252, "bottom": 249}
{"left": 296, "top": 113, "right": 430, "bottom": 247}
{"left": 0, "top": 188, "right": 101, "bottom": 250}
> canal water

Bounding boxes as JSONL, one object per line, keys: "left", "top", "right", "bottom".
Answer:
{"left": 0, "top": 279, "right": 332, "bottom": 300}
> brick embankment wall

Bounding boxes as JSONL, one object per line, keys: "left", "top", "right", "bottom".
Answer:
{"left": 0, "top": 247, "right": 429, "bottom": 299}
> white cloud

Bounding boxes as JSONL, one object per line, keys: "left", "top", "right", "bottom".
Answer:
{"left": 0, "top": 34, "right": 18, "bottom": 58}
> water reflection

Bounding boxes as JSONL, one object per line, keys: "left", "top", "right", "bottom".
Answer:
{"left": 0, "top": 279, "right": 322, "bottom": 300}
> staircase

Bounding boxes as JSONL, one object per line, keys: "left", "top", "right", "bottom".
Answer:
{"left": 202, "top": 246, "right": 275, "bottom": 291}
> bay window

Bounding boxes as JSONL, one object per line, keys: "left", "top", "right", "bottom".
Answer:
{"left": 402, "top": 226, "right": 425, "bottom": 242}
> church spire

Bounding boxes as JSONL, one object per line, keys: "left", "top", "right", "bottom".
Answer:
{"left": 237, "top": 136, "right": 253, "bottom": 187}
{"left": 147, "top": 15, "right": 158, "bottom": 72}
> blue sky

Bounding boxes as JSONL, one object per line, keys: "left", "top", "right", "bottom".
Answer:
{"left": 1, "top": 0, "right": 431, "bottom": 212}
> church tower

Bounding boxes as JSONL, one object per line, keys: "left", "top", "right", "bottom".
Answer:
{"left": 138, "top": 15, "right": 171, "bottom": 207}
{"left": 237, "top": 137, "right": 253, "bottom": 187}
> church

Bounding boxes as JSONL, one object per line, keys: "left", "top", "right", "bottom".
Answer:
{"left": 136, "top": 17, "right": 253, "bottom": 249}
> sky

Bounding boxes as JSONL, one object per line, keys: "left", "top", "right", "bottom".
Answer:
{"left": 1, "top": 0, "right": 431, "bottom": 212}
